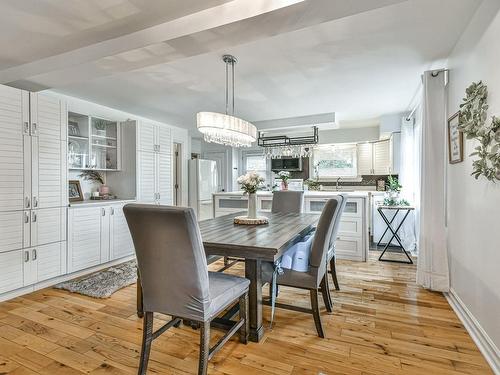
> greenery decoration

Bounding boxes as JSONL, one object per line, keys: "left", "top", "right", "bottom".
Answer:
{"left": 78, "top": 170, "right": 105, "bottom": 185}
{"left": 458, "top": 81, "right": 500, "bottom": 181}
{"left": 383, "top": 175, "right": 409, "bottom": 206}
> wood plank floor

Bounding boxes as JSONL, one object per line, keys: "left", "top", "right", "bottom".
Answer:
{"left": 0, "top": 252, "right": 493, "bottom": 375}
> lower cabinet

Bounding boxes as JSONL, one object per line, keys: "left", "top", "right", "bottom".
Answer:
{"left": 0, "top": 242, "right": 66, "bottom": 295}
{"left": 68, "top": 203, "right": 135, "bottom": 273}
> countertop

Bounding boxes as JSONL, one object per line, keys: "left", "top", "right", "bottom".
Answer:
{"left": 213, "top": 191, "right": 382, "bottom": 198}
{"left": 68, "top": 198, "right": 136, "bottom": 208}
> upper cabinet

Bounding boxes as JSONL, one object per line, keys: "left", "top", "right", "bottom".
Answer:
{"left": 356, "top": 133, "right": 400, "bottom": 176}
{"left": 68, "top": 112, "right": 121, "bottom": 171}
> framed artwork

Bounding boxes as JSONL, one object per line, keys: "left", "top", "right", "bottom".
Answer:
{"left": 448, "top": 112, "right": 464, "bottom": 164}
{"left": 68, "top": 180, "right": 84, "bottom": 202}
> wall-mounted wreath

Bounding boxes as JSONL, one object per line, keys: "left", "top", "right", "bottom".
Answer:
{"left": 458, "top": 81, "right": 500, "bottom": 181}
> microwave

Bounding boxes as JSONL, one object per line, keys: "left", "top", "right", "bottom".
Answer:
{"left": 271, "top": 157, "right": 303, "bottom": 171}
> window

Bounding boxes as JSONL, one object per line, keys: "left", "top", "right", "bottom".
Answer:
{"left": 311, "top": 144, "right": 358, "bottom": 179}
{"left": 242, "top": 153, "right": 270, "bottom": 184}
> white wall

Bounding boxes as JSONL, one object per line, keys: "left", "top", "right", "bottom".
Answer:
{"left": 319, "top": 126, "right": 379, "bottom": 144}
{"left": 446, "top": 0, "right": 500, "bottom": 357}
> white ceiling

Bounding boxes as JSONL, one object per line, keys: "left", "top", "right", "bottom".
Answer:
{"left": 0, "top": 0, "right": 482, "bottom": 133}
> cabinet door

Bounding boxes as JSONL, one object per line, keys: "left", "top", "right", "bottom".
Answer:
{"left": 137, "top": 151, "right": 157, "bottom": 203}
{"left": 0, "top": 211, "right": 26, "bottom": 253}
{"left": 157, "top": 125, "right": 171, "bottom": 155}
{"left": 110, "top": 205, "right": 135, "bottom": 260}
{"left": 357, "top": 142, "right": 373, "bottom": 175}
{"left": 0, "top": 85, "right": 30, "bottom": 211}
{"left": 338, "top": 217, "right": 363, "bottom": 237}
{"left": 31, "top": 93, "right": 65, "bottom": 209}
{"left": 0, "top": 249, "right": 25, "bottom": 294}
{"left": 34, "top": 242, "right": 66, "bottom": 283}
{"left": 68, "top": 207, "right": 102, "bottom": 273}
{"left": 31, "top": 207, "right": 66, "bottom": 246}
{"left": 157, "top": 152, "right": 172, "bottom": 205}
{"left": 373, "top": 140, "right": 391, "bottom": 175}
{"left": 138, "top": 122, "right": 156, "bottom": 152}
{"left": 335, "top": 236, "right": 364, "bottom": 261}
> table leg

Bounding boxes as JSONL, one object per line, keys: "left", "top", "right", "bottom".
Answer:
{"left": 137, "top": 271, "right": 144, "bottom": 318}
{"left": 245, "top": 259, "right": 264, "bottom": 342}
{"left": 378, "top": 209, "right": 413, "bottom": 264}
{"left": 377, "top": 209, "right": 399, "bottom": 247}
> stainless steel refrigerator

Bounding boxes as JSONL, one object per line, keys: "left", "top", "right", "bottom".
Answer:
{"left": 188, "top": 159, "right": 219, "bottom": 221}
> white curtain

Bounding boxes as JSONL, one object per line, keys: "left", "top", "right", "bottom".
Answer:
{"left": 398, "top": 117, "right": 417, "bottom": 252}
{"left": 416, "top": 70, "right": 449, "bottom": 292}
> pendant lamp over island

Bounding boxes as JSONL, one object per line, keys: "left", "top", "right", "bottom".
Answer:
{"left": 197, "top": 55, "right": 257, "bottom": 148}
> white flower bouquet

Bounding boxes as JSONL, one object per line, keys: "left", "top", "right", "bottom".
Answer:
{"left": 277, "top": 170, "right": 290, "bottom": 182}
{"left": 237, "top": 171, "right": 265, "bottom": 194}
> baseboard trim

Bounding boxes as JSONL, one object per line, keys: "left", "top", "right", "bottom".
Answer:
{"left": 445, "top": 288, "right": 500, "bottom": 375}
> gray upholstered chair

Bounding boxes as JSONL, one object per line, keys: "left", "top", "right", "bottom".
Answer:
{"left": 262, "top": 197, "right": 343, "bottom": 338}
{"left": 123, "top": 204, "right": 249, "bottom": 375}
{"left": 271, "top": 190, "right": 304, "bottom": 213}
{"left": 326, "top": 194, "right": 347, "bottom": 290}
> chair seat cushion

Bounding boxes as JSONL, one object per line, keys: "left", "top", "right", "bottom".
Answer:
{"left": 208, "top": 272, "right": 250, "bottom": 319}
{"left": 276, "top": 268, "right": 318, "bottom": 289}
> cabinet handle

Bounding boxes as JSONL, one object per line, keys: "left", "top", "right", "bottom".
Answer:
{"left": 33, "top": 196, "right": 38, "bottom": 208}
{"left": 101, "top": 208, "right": 106, "bottom": 216}
{"left": 24, "top": 122, "right": 30, "bottom": 134}
{"left": 24, "top": 251, "right": 30, "bottom": 262}
{"left": 32, "top": 249, "right": 37, "bottom": 261}
{"left": 110, "top": 207, "right": 114, "bottom": 215}
{"left": 25, "top": 196, "right": 30, "bottom": 209}
{"left": 24, "top": 212, "right": 30, "bottom": 223}
{"left": 31, "top": 122, "right": 38, "bottom": 135}
{"left": 157, "top": 193, "right": 160, "bottom": 200}
{"left": 157, "top": 144, "right": 161, "bottom": 152}
{"left": 31, "top": 211, "right": 37, "bottom": 222}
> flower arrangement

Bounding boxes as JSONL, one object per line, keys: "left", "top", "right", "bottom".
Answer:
{"left": 383, "top": 175, "right": 409, "bottom": 206}
{"left": 79, "top": 170, "right": 104, "bottom": 185}
{"left": 237, "top": 171, "right": 265, "bottom": 194}
{"left": 277, "top": 170, "right": 290, "bottom": 182}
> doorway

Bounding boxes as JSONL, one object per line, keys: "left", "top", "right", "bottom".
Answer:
{"left": 173, "top": 142, "right": 181, "bottom": 205}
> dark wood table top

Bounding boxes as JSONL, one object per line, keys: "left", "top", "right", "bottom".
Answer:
{"left": 199, "top": 211, "right": 320, "bottom": 261}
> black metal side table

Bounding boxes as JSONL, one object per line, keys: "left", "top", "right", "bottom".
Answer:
{"left": 377, "top": 205, "right": 415, "bottom": 264}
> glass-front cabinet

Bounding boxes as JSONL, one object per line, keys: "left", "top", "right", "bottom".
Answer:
{"left": 68, "top": 112, "right": 120, "bottom": 170}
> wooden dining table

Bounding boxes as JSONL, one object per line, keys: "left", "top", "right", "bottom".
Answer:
{"left": 136, "top": 211, "right": 320, "bottom": 342}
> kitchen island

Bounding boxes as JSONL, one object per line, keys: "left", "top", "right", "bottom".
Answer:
{"left": 213, "top": 191, "right": 371, "bottom": 261}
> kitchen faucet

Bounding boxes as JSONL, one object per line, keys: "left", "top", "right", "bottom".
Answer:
{"left": 336, "top": 177, "right": 342, "bottom": 191}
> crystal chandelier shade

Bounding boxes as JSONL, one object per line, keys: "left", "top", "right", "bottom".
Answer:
{"left": 197, "top": 55, "right": 257, "bottom": 148}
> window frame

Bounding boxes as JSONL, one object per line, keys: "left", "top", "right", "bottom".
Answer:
{"left": 310, "top": 143, "right": 360, "bottom": 181}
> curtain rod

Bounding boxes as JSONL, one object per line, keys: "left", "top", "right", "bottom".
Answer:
{"left": 405, "top": 69, "right": 449, "bottom": 121}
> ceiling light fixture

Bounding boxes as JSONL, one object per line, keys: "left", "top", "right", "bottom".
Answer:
{"left": 197, "top": 55, "right": 257, "bottom": 148}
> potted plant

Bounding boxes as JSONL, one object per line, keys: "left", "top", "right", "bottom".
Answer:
{"left": 277, "top": 171, "right": 290, "bottom": 190}
{"left": 78, "top": 170, "right": 109, "bottom": 197}
{"left": 237, "top": 171, "right": 265, "bottom": 219}
{"left": 383, "top": 175, "right": 409, "bottom": 206}
{"left": 304, "top": 178, "right": 320, "bottom": 191}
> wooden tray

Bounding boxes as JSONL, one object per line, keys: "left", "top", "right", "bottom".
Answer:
{"left": 233, "top": 216, "right": 269, "bottom": 225}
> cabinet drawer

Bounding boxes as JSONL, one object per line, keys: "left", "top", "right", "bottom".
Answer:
{"left": 335, "top": 236, "right": 364, "bottom": 261}
{"left": 338, "top": 217, "right": 362, "bottom": 237}
{"left": 342, "top": 198, "right": 363, "bottom": 218}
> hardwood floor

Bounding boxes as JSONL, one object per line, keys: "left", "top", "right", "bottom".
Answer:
{"left": 0, "top": 252, "right": 493, "bottom": 375}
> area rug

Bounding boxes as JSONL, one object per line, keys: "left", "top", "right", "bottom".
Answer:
{"left": 55, "top": 260, "right": 137, "bottom": 298}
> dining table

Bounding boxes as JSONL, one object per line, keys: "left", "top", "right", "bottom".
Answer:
{"left": 136, "top": 210, "right": 320, "bottom": 342}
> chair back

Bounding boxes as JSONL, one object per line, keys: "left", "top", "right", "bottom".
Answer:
{"left": 124, "top": 204, "right": 210, "bottom": 320}
{"left": 309, "top": 197, "right": 343, "bottom": 272}
{"left": 271, "top": 191, "right": 304, "bottom": 214}
{"left": 328, "top": 195, "right": 347, "bottom": 252}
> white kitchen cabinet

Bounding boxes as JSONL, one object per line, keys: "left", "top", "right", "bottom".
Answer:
{"left": 68, "top": 206, "right": 103, "bottom": 273}
{"left": 31, "top": 207, "right": 66, "bottom": 247}
{"left": 257, "top": 195, "right": 273, "bottom": 212}
{"left": 373, "top": 139, "right": 391, "bottom": 175}
{"left": 0, "top": 250, "right": 25, "bottom": 294}
{"left": 24, "top": 242, "right": 66, "bottom": 285}
{"left": 335, "top": 236, "right": 363, "bottom": 261}
{"left": 214, "top": 195, "right": 248, "bottom": 217}
{"left": 68, "top": 202, "right": 135, "bottom": 273}
{"left": 137, "top": 121, "right": 172, "bottom": 205}
{"left": 0, "top": 85, "right": 29, "bottom": 212}
{"left": 0, "top": 211, "right": 26, "bottom": 253}
{"left": 109, "top": 204, "right": 135, "bottom": 260}
{"left": 357, "top": 142, "right": 373, "bottom": 175}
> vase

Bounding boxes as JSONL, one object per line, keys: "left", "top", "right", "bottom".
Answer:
{"left": 99, "top": 185, "right": 110, "bottom": 196}
{"left": 247, "top": 193, "right": 257, "bottom": 219}
{"left": 281, "top": 181, "right": 288, "bottom": 191}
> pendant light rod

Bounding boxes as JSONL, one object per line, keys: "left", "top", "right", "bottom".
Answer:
{"left": 222, "top": 54, "right": 237, "bottom": 115}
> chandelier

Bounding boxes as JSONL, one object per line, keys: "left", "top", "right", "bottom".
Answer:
{"left": 197, "top": 55, "right": 257, "bottom": 147}
{"left": 258, "top": 126, "right": 319, "bottom": 159}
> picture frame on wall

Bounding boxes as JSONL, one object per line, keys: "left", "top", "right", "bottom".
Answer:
{"left": 448, "top": 112, "right": 464, "bottom": 164}
{"left": 68, "top": 180, "right": 84, "bottom": 202}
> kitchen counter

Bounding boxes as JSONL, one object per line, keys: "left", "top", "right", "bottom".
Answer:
{"left": 213, "top": 190, "right": 377, "bottom": 198}
{"left": 68, "top": 198, "right": 136, "bottom": 208}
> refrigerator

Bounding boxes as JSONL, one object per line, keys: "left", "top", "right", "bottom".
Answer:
{"left": 189, "top": 159, "right": 219, "bottom": 221}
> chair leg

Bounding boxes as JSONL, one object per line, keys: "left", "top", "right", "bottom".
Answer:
{"left": 268, "top": 284, "right": 279, "bottom": 299}
{"left": 320, "top": 275, "right": 333, "bottom": 313}
{"left": 309, "top": 289, "right": 325, "bottom": 338}
{"left": 138, "top": 312, "right": 153, "bottom": 375}
{"left": 198, "top": 321, "right": 210, "bottom": 375}
{"left": 239, "top": 293, "right": 249, "bottom": 344}
{"left": 330, "top": 257, "right": 340, "bottom": 290}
